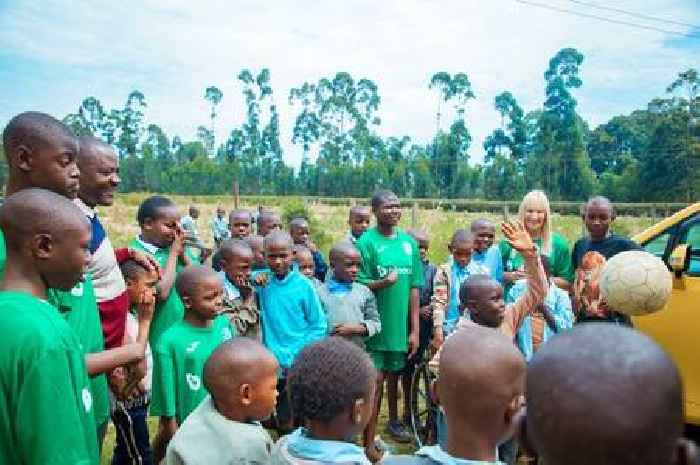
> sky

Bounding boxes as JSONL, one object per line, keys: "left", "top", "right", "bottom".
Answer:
{"left": 0, "top": 0, "right": 698, "bottom": 169}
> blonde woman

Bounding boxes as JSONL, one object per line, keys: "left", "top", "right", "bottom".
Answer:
{"left": 499, "top": 190, "right": 573, "bottom": 292}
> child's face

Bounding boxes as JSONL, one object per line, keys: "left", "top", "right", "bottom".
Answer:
{"left": 523, "top": 206, "right": 547, "bottom": 235}
{"left": 584, "top": 203, "right": 614, "bottom": 240}
{"left": 332, "top": 249, "right": 361, "bottom": 283}
{"left": 222, "top": 250, "right": 253, "bottom": 288}
{"left": 258, "top": 214, "right": 282, "bottom": 236}
{"left": 472, "top": 225, "right": 495, "bottom": 252}
{"left": 27, "top": 132, "right": 81, "bottom": 199}
{"left": 248, "top": 357, "right": 280, "bottom": 420}
{"left": 247, "top": 238, "right": 266, "bottom": 269}
{"left": 266, "top": 241, "right": 293, "bottom": 278}
{"left": 450, "top": 240, "right": 473, "bottom": 268}
{"left": 185, "top": 274, "right": 224, "bottom": 320}
{"left": 295, "top": 252, "right": 315, "bottom": 279}
{"left": 417, "top": 238, "right": 429, "bottom": 262}
{"left": 290, "top": 223, "right": 310, "bottom": 246}
{"left": 78, "top": 148, "right": 120, "bottom": 207}
{"left": 349, "top": 211, "right": 371, "bottom": 238}
{"left": 229, "top": 213, "right": 252, "bottom": 239}
{"left": 125, "top": 268, "right": 159, "bottom": 305}
{"left": 45, "top": 223, "right": 91, "bottom": 290}
{"left": 142, "top": 206, "right": 180, "bottom": 248}
{"left": 470, "top": 282, "right": 506, "bottom": 328}
{"left": 216, "top": 208, "right": 225, "bottom": 219}
{"left": 190, "top": 208, "right": 200, "bottom": 219}
{"left": 373, "top": 196, "right": 401, "bottom": 228}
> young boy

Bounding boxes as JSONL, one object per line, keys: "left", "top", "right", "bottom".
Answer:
{"left": 229, "top": 208, "right": 253, "bottom": 239}
{"left": 572, "top": 196, "right": 640, "bottom": 325}
{"left": 271, "top": 337, "right": 377, "bottom": 465}
{"left": 257, "top": 230, "right": 327, "bottom": 432}
{"left": 346, "top": 205, "right": 371, "bottom": 244}
{"left": 152, "top": 265, "right": 237, "bottom": 463}
{"left": 386, "top": 326, "right": 526, "bottom": 465}
{"left": 290, "top": 217, "right": 328, "bottom": 282}
{"left": 218, "top": 239, "right": 261, "bottom": 339}
{"left": 245, "top": 235, "right": 267, "bottom": 271}
{"left": 357, "top": 190, "right": 423, "bottom": 455}
{"left": 257, "top": 210, "right": 283, "bottom": 237}
{"left": 471, "top": 218, "right": 504, "bottom": 283}
{"left": 210, "top": 206, "right": 230, "bottom": 247}
{"left": 165, "top": 338, "right": 279, "bottom": 465}
{"left": 0, "top": 189, "right": 99, "bottom": 465}
{"left": 293, "top": 244, "right": 318, "bottom": 283}
{"left": 180, "top": 205, "right": 211, "bottom": 262}
{"left": 129, "top": 195, "right": 197, "bottom": 348}
{"left": 522, "top": 324, "right": 695, "bottom": 465}
{"left": 316, "top": 241, "right": 380, "bottom": 348}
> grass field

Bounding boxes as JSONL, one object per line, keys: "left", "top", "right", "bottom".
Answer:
{"left": 98, "top": 193, "right": 658, "bottom": 464}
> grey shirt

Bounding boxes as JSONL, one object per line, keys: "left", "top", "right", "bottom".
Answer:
{"left": 316, "top": 281, "right": 380, "bottom": 348}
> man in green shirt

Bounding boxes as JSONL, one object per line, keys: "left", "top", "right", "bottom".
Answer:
{"left": 0, "top": 189, "right": 100, "bottom": 465}
{"left": 357, "top": 190, "right": 423, "bottom": 460}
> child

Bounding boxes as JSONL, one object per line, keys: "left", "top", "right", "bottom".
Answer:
{"left": 293, "top": 244, "right": 318, "bottom": 284}
{"left": 0, "top": 189, "right": 99, "bottom": 465}
{"left": 386, "top": 326, "right": 527, "bottom": 465}
{"left": 507, "top": 255, "right": 574, "bottom": 361}
{"left": 210, "top": 206, "right": 230, "bottom": 247}
{"left": 522, "top": 324, "right": 695, "bottom": 465}
{"left": 290, "top": 217, "right": 328, "bottom": 282}
{"left": 271, "top": 337, "right": 377, "bottom": 465}
{"left": 245, "top": 235, "right": 267, "bottom": 271}
{"left": 257, "top": 230, "right": 327, "bottom": 432}
{"left": 357, "top": 190, "right": 423, "bottom": 455}
{"left": 229, "top": 208, "right": 253, "bottom": 239}
{"left": 572, "top": 196, "right": 641, "bottom": 325}
{"left": 218, "top": 239, "right": 261, "bottom": 339}
{"left": 346, "top": 205, "right": 371, "bottom": 244}
{"left": 151, "top": 265, "right": 236, "bottom": 463}
{"left": 470, "top": 218, "right": 504, "bottom": 283}
{"left": 165, "top": 338, "right": 279, "bottom": 465}
{"left": 110, "top": 259, "right": 159, "bottom": 465}
{"left": 316, "top": 241, "right": 381, "bottom": 348}
{"left": 129, "top": 195, "right": 197, "bottom": 348}
{"left": 257, "top": 210, "right": 282, "bottom": 237}
{"left": 180, "top": 205, "right": 211, "bottom": 262}
{"left": 432, "top": 230, "right": 489, "bottom": 339}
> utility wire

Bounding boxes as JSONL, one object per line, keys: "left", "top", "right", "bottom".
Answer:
{"left": 514, "top": 0, "right": 700, "bottom": 39}
{"left": 567, "top": 0, "right": 700, "bottom": 29}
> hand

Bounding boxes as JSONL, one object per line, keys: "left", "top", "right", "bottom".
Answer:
{"left": 120, "top": 361, "right": 146, "bottom": 400}
{"left": 136, "top": 288, "right": 156, "bottom": 322}
{"left": 253, "top": 272, "right": 269, "bottom": 287}
{"left": 332, "top": 323, "right": 366, "bottom": 337}
{"left": 407, "top": 329, "right": 419, "bottom": 358}
{"left": 501, "top": 220, "right": 535, "bottom": 253}
{"left": 128, "top": 249, "right": 161, "bottom": 277}
{"left": 233, "top": 274, "right": 254, "bottom": 294}
{"left": 431, "top": 327, "right": 444, "bottom": 350}
{"left": 419, "top": 305, "right": 432, "bottom": 320}
{"left": 504, "top": 270, "right": 527, "bottom": 284}
{"left": 383, "top": 270, "right": 398, "bottom": 286}
{"left": 172, "top": 226, "right": 186, "bottom": 257}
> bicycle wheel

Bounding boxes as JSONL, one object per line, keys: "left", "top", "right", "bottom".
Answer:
{"left": 409, "top": 360, "right": 437, "bottom": 447}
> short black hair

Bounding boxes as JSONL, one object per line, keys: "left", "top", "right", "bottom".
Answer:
{"left": 2, "top": 111, "right": 75, "bottom": 159}
{"left": 459, "top": 273, "right": 496, "bottom": 303}
{"left": 288, "top": 337, "right": 375, "bottom": 423}
{"left": 119, "top": 258, "right": 149, "bottom": 281}
{"left": 137, "top": 195, "right": 175, "bottom": 225}
{"left": 289, "top": 217, "right": 309, "bottom": 229}
{"left": 219, "top": 238, "right": 253, "bottom": 261}
{"left": 371, "top": 189, "right": 398, "bottom": 209}
{"left": 450, "top": 229, "right": 474, "bottom": 245}
{"left": 263, "top": 230, "right": 293, "bottom": 250}
{"left": 175, "top": 265, "right": 218, "bottom": 297}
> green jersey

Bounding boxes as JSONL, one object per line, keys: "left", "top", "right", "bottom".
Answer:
{"left": 151, "top": 316, "right": 236, "bottom": 424}
{"left": 0, "top": 291, "right": 99, "bottom": 465}
{"left": 0, "top": 229, "right": 5, "bottom": 279}
{"left": 499, "top": 233, "right": 574, "bottom": 292}
{"left": 128, "top": 238, "right": 197, "bottom": 347}
{"left": 357, "top": 227, "right": 424, "bottom": 352}
{"left": 49, "top": 277, "right": 110, "bottom": 429}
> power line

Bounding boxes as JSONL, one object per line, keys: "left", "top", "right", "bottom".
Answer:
{"left": 566, "top": 0, "right": 700, "bottom": 29}
{"left": 514, "top": 0, "right": 700, "bottom": 39}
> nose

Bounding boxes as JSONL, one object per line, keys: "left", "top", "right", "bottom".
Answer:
{"left": 70, "top": 162, "right": 80, "bottom": 178}
{"left": 111, "top": 173, "right": 121, "bottom": 186}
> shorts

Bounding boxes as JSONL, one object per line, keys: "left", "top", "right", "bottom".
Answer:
{"left": 370, "top": 350, "right": 407, "bottom": 373}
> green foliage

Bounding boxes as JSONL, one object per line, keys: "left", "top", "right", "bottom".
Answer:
{"left": 280, "top": 197, "right": 332, "bottom": 253}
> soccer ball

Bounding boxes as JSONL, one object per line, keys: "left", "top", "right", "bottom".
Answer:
{"left": 600, "top": 251, "right": 672, "bottom": 316}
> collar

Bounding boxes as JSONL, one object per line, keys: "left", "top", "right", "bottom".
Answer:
{"left": 327, "top": 278, "right": 353, "bottom": 294}
{"left": 417, "top": 445, "right": 504, "bottom": 465}
{"left": 286, "top": 428, "right": 371, "bottom": 465}
{"left": 73, "top": 198, "right": 96, "bottom": 219}
{"left": 218, "top": 271, "right": 241, "bottom": 299}
{"left": 135, "top": 236, "right": 160, "bottom": 255}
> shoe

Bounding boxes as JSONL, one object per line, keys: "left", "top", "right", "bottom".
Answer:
{"left": 385, "top": 420, "right": 413, "bottom": 443}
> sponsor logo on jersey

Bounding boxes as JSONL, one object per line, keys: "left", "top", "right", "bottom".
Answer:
{"left": 186, "top": 373, "right": 201, "bottom": 391}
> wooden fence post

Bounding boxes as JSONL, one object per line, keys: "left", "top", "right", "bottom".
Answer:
{"left": 503, "top": 203, "right": 509, "bottom": 221}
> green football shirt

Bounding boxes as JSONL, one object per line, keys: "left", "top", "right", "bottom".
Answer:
{"left": 151, "top": 316, "right": 236, "bottom": 424}
{"left": 357, "top": 227, "right": 424, "bottom": 352}
{"left": 0, "top": 291, "right": 99, "bottom": 465}
{"left": 499, "top": 232, "right": 574, "bottom": 291}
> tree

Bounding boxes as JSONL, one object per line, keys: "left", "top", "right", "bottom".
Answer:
{"left": 204, "top": 86, "right": 223, "bottom": 154}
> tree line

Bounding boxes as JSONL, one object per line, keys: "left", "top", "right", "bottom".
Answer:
{"left": 3, "top": 47, "right": 697, "bottom": 202}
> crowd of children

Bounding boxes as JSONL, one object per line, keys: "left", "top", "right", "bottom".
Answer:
{"left": 0, "top": 110, "right": 694, "bottom": 465}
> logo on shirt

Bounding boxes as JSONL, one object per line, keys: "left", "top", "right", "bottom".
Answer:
{"left": 71, "top": 282, "right": 84, "bottom": 297}
{"left": 186, "top": 341, "right": 201, "bottom": 353}
{"left": 186, "top": 373, "right": 201, "bottom": 391}
{"left": 221, "top": 328, "right": 233, "bottom": 341}
{"left": 81, "top": 388, "right": 92, "bottom": 412}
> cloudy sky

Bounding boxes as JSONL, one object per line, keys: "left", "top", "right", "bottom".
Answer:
{"left": 1, "top": 0, "right": 698, "bottom": 168}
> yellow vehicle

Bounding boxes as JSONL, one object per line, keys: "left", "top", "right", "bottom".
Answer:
{"left": 632, "top": 203, "right": 700, "bottom": 425}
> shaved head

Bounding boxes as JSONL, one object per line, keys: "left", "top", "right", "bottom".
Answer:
{"left": 2, "top": 112, "right": 74, "bottom": 159}
{"left": 218, "top": 238, "right": 253, "bottom": 262}
{"left": 349, "top": 205, "right": 370, "bottom": 218}
{"left": 175, "top": 265, "right": 219, "bottom": 298}
{"left": 264, "top": 230, "right": 293, "bottom": 250}
{"left": 408, "top": 228, "right": 429, "bottom": 243}
{"left": 76, "top": 135, "right": 115, "bottom": 162}
{"left": 471, "top": 218, "right": 495, "bottom": 232}
{"left": 289, "top": 217, "right": 309, "bottom": 229}
{"left": 460, "top": 273, "right": 498, "bottom": 302}
{"left": 329, "top": 240, "right": 358, "bottom": 263}
{"left": 527, "top": 324, "right": 683, "bottom": 465}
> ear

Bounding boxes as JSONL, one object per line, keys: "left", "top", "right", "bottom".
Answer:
{"left": 239, "top": 383, "right": 252, "bottom": 406}
{"left": 142, "top": 218, "right": 154, "bottom": 231}
{"left": 33, "top": 233, "right": 53, "bottom": 259}
{"left": 181, "top": 295, "right": 192, "bottom": 309}
{"left": 352, "top": 398, "right": 365, "bottom": 425}
{"left": 14, "top": 144, "right": 34, "bottom": 173}
{"left": 673, "top": 438, "right": 698, "bottom": 465}
{"left": 218, "top": 257, "right": 228, "bottom": 270}
{"left": 513, "top": 405, "right": 535, "bottom": 456}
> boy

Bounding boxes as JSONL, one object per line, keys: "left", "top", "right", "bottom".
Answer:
{"left": 257, "top": 230, "right": 327, "bottom": 432}
{"left": 257, "top": 210, "right": 283, "bottom": 237}
{"left": 229, "top": 208, "right": 253, "bottom": 239}
{"left": 471, "top": 218, "right": 504, "bottom": 283}
{"left": 210, "top": 206, "right": 230, "bottom": 247}
{"left": 385, "top": 326, "right": 526, "bottom": 465}
{"left": 180, "top": 205, "right": 211, "bottom": 262}
{"left": 522, "top": 324, "right": 695, "bottom": 465}
{"left": 572, "top": 196, "right": 640, "bottom": 325}
{"left": 432, "top": 230, "right": 490, "bottom": 338}
{"left": 245, "top": 235, "right": 267, "bottom": 271}
{"left": 129, "top": 195, "right": 197, "bottom": 348}
{"left": 152, "top": 265, "right": 236, "bottom": 463}
{"left": 293, "top": 244, "right": 318, "bottom": 283}
{"left": 290, "top": 217, "right": 328, "bottom": 281}
{"left": 165, "top": 338, "right": 279, "bottom": 465}
{"left": 218, "top": 239, "right": 261, "bottom": 338}
{"left": 0, "top": 189, "right": 99, "bottom": 465}
{"left": 316, "top": 241, "right": 381, "bottom": 348}
{"left": 346, "top": 205, "right": 371, "bottom": 244}
{"left": 357, "top": 190, "right": 423, "bottom": 454}
{"left": 271, "top": 337, "right": 377, "bottom": 465}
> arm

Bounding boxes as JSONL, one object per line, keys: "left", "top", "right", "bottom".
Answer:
{"left": 304, "top": 286, "right": 328, "bottom": 342}
{"left": 154, "top": 416, "right": 178, "bottom": 465}
{"left": 158, "top": 229, "right": 185, "bottom": 301}
{"left": 408, "top": 288, "right": 420, "bottom": 357}
{"left": 430, "top": 266, "right": 448, "bottom": 330}
{"left": 356, "top": 238, "right": 397, "bottom": 291}
{"left": 504, "top": 251, "right": 546, "bottom": 335}
{"left": 360, "top": 289, "right": 381, "bottom": 337}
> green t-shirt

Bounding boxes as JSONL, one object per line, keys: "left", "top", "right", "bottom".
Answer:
{"left": 151, "top": 316, "right": 236, "bottom": 424}
{"left": 0, "top": 229, "right": 5, "bottom": 279}
{"left": 499, "top": 232, "right": 574, "bottom": 288}
{"left": 128, "top": 238, "right": 197, "bottom": 347}
{"left": 357, "top": 227, "right": 424, "bottom": 352}
{"left": 0, "top": 291, "right": 99, "bottom": 465}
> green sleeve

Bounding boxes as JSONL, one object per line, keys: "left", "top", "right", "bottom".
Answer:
{"left": 184, "top": 247, "right": 198, "bottom": 264}
{"left": 17, "top": 352, "right": 98, "bottom": 465}
{"left": 151, "top": 342, "right": 176, "bottom": 418}
{"left": 410, "top": 237, "right": 424, "bottom": 288}
{"left": 356, "top": 238, "right": 375, "bottom": 285}
{"left": 552, "top": 234, "right": 574, "bottom": 283}
{"left": 498, "top": 240, "right": 513, "bottom": 270}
